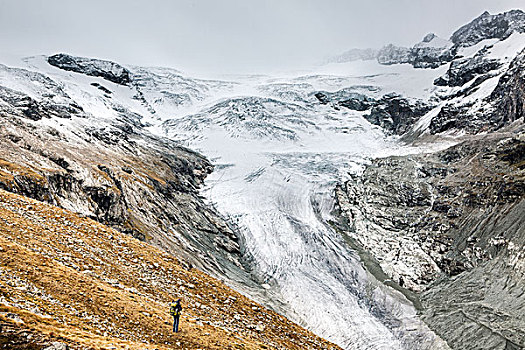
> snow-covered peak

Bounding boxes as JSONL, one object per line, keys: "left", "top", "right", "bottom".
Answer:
{"left": 414, "top": 33, "right": 453, "bottom": 49}
{"left": 327, "top": 10, "right": 525, "bottom": 71}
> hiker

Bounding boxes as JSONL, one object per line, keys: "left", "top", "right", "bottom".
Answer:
{"left": 170, "top": 299, "right": 182, "bottom": 332}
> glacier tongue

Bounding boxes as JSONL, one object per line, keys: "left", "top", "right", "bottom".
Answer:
{"left": 162, "top": 78, "right": 447, "bottom": 349}
{"left": 14, "top": 53, "right": 453, "bottom": 349}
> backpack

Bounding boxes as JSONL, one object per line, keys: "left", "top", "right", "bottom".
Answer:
{"left": 170, "top": 303, "right": 180, "bottom": 316}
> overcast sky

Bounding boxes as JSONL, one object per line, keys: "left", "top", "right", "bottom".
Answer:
{"left": 0, "top": 0, "right": 523, "bottom": 74}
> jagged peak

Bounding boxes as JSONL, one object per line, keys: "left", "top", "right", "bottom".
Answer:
{"left": 451, "top": 9, "right": 525, "bottom": 47}
{"left": 414, "top": 33, "right": 452, "bottom": 49}
{"left": 480, "top": 10, "right": 491, "bottom": 17}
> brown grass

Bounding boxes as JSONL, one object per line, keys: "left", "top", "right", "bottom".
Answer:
{"left": 0, "top": 189, "right": 340, "bottom": 350}
{"left": 0, "top": 158, "right": 46, "bottom": 184}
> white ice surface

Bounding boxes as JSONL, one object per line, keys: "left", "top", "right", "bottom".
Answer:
{"left": 310, "top": 60, "right": 447, "bottom": 100}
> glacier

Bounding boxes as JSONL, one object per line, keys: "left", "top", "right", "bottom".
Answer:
{"left": 159, "top": 70, "right": 452, "bottom": 349}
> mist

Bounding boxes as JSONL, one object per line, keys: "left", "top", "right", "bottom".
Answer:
{"left": 0, "top": 0, "right": 523, "bottom": 74}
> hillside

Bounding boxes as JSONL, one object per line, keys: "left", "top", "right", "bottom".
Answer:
{"left": 0, "top": 63, "right": 247, "bottom": 281}
{"left": 0, "top": 189, "right": 339, "bottom": 350}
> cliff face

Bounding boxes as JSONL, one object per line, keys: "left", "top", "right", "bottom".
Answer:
{"left": 429, "top": 48, "right": 525, "bottom": 134}
{"left": 489, "top": 48, "right": 525, "bottom": 126}
{"left": 336, "top": 131, "right": 525, "bottom": 349}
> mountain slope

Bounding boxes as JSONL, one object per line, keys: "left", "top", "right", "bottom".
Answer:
{"left": 336, "top": 128, "right": 525, "bottom": 349}
{"left": 0, "top": 61, "right": 248, "bottom": 284}
{"left": 0, "top": 189, "right": 339, "bottom": 350}
{"left": 315, "top": 9, "right": 525, "bottom": 350}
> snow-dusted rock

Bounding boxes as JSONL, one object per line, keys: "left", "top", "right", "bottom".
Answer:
{"left": 451, "top": 9, "right": 525, "bottom": 47}
{"left": 488, "top": 47, "right": 525, "bottom": 127}
{"left": 377, "top": 34, "right": 454, "bottom": 69}
{"left": 48, "top": 53, "right": 131, "bottom": 85}
{"left": 377, "top": 44, "right": 412, "bottom": 66}
{"left": 43, "top": 342, "right": 68, "bottom": 350}
{"left": 434, "top": 46, "right": 502, "bottom": 87}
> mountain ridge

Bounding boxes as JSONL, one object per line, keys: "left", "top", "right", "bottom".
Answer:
{"left": 326, "top": 9, "right": 525, "bottom": 69}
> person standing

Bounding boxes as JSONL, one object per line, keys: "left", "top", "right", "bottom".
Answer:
{"left": 170, "top": 299, "right": 182, "bottom": 332}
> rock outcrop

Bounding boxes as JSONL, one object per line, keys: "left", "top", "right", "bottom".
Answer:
{"left": 433, "top": 46, "right": 502, "bottom": 87}
{"left": 314, "top": 90, "right": 375, "bottom": 111}
{"left": 430, "top": 48, "right": 525, "bottom": 134}
{"left": 314, "top": 90, "right": 431, "bottom": 135}
{"left": 0, "top": 85, "right": 84, "bottom": 121}
{"left": 363, "top": 94, "right": 432, "bottom": 135}
{"left": 48, "top": 53, "right": 132, "bottom": 85}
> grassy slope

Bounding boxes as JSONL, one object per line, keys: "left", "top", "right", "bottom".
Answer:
{"left": 0, "top": 190, "right": 340, "bottom": 350}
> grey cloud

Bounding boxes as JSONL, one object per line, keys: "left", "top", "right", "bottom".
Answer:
{"left": 0, "top": 0, "right": 523, "bottom": 74}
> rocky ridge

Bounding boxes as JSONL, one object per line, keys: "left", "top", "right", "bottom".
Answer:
{"left": 48, "top": 54, "right": 132, "bottom": 86}
{"left": 329, "top": 9, "right": 525, "bottom": 71}
{"left": 320, "top": 10, "right": 525, "bottom": 137}
{"left": 451, "top": 10, "right": 525, "bottom": 47}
